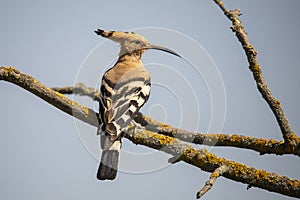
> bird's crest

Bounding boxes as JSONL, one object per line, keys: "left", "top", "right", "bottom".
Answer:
{"left": 95, "top": 28, "right": 181, "bottom": 58}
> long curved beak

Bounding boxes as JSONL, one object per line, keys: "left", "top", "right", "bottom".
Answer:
{"left": 145, "top": 44, "right": 181, "bottom": 58}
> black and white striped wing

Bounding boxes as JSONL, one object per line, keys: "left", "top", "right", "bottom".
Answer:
{"left": 98, "top": 77, "right": 151, "bottom": 141}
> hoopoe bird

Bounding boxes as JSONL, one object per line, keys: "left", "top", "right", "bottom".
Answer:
{"left": 95, "top": 29, "right": 181, "bottom": 180}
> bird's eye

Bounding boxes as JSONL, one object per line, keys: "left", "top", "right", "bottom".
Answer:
{"left": 133, "top": 40, "right": 141, "bottom": 44}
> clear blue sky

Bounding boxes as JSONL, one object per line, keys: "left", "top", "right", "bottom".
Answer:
{"left": 1, "top": 0, "right": 299, "bottom": 199}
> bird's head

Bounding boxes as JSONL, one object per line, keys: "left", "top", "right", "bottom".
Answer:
{"left": 95, "top": 29, "right": 181, "bottom": 58}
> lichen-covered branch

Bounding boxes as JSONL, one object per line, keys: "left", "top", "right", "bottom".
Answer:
{"left": 137, "top": 114, "right": 300, "bottom": 156}
{"left": 1, "top": 66, "right": 300, "bottom": 198}
{"left": 0, "top": 66, "right": 98, "bottom": 127}
{"left": 52, "top": 83, "right": 300, "bottom": 156}
{"left": 213, "top": 0, "right": 300, "bottom": 148}
{"left": 127, "top": 130, "right": 300, "bottom": 198}
{"left": 196, "top": 165, "right": 229, "bottom": 199}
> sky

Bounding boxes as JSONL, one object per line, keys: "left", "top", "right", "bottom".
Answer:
{"left": 1, "top": 0, "right": 300, "bottom": 200}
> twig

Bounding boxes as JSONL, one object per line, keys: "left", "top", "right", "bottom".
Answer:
{"left": 52, "top": 83, "right": 300, "bottom": 156}
{"left": 52, "top": 82, "right": 100, "bottom": 101}
{"left": 196, "top": 165, "right": 229, "bottom": 199}
{"left": 1, "top": 66, "right": 300, "bottom": 198}
{"left": 213, "top": 0, "right": 299, "bottom": 148}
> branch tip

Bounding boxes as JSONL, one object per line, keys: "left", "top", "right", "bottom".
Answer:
{"left": 196, "top": 165, "right": 229, "bottom": 199}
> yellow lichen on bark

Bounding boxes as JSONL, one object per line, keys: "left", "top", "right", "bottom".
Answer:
{"left": 250, "top": 64, "right": 261, "bottom": 77}
{"left": 150, "top": 130, "right": 175, "bottom": 146}
{"left": 55, "top": 91, "right": 66, "bottom": 98}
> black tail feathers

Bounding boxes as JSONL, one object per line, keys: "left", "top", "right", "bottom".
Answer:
{"left": 97, "top": 150, "right": 119, "bottom": 180}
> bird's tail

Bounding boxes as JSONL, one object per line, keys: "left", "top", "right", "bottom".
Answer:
{"left": 97, "top": 136, "right": 121, "bottom": 180}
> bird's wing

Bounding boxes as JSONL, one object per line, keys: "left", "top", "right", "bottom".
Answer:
{"left": 98, "top": 74, "right": 151, "bottom": 142}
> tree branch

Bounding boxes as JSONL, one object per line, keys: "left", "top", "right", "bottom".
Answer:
{"left": 52, "top": 83, "right": 300, "bottom": 156}
{"left": 52, "top": 82, "right": 100, "bottom": 101}
{"left": 1, "top": 66, "right": 300, "bottom": 198}
{"left": 128, "top": 131, "right": 300, "bottom": 199}
{"left": 0, "top": 67, "right": 98, "bottom": 127}
{"left": 196, "top": 165, "right": 229, "bottom": 199}
{"left": 213, "top": 0, "right": 300, "bottom": 149}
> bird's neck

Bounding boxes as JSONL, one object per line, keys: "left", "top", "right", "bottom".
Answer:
{"left": 117, "top": 52, "right": 143, "bottom": 63}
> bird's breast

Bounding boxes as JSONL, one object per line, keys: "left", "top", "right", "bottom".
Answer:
{"left": 104, "top": 61, "right": 150, "bottom": 90}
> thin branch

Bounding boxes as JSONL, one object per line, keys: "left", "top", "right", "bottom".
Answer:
{"left": 52, "top": 83, "right": 300, "bottom": 156}
{"left": 1, "top": 66, "right": 300, "bottom": 198}
{"left": 196, "top": 165, "right": 229, "bottom": 199}
{"left": 52, "top": 82, "right": 100, "bottom": 101}
{"left": 213, "top": 0, "right": 299, "bottom": 148}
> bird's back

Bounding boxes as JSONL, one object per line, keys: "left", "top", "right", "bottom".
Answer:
{"left": 98, "top": 55, "right": 151, "bottom": 142}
